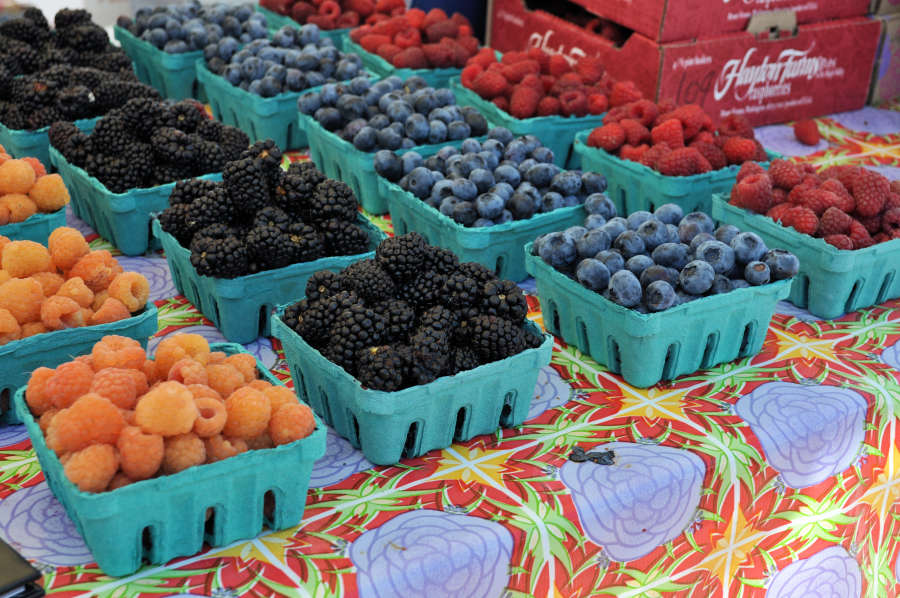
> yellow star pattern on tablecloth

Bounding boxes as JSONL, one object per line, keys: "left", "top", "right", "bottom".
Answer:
{"left": 431, "top": 445, "right": 510, "bottom": 487}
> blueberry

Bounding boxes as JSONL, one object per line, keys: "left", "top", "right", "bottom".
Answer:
{"left": 487, "top": 127, "right": 513, "bottom": 144}
{"left": 451, "top": 178, "right": 477, "bottom": 201}
{"left": 531, "top": 146, "right": 554, "bottom": 163}
{"left": 665, "top": 224, "right": 680, "bottom": 243}
{"left": 538, "top": 232, "right": 577, "bottom": 269}
{"left": 469, "top": 168, "right": 494, "bottom": 193}
{"left": 626, "top": 210, "right": 653, "bottom": 231}
{"left": 387, "top": 100, "right": 413, "bottom": 123}
{"left": 285, "top": 69, "right": 306, "bottom": 91}
{"left": 584, "top": 214, "right": 606, "bottom": 230}
{"left": 424, "top": 155, "right": 444, "bottom": 172}
{"left": 640, "top": 264, "right": 679, "bottom": 289}
{"left": 165, "top": 39, "right": 191, "bottom": 53}
{"left": 608, "top": 270, "right": 643, "bottom": 307}
{"left": 715, "top": 224, "right": 740, "bottom": 245}
{"left": 645, "top": 280, "right": 677, "bottom": 312}
{"left": 305, "top": 71, "right": 325, "bottom": 87}
{"left": 147, "top": 28, "right": 168, "bottom": 48}
{"left": 581, "top": 172, "right": 608, "bottom": 195}
{"left": 471, "top": 218, "right": 492, "bottom": 227}
{"left": 541, "top": 191, "right": 564, "bottom": 213}
{"left": 600, "top": 217, "right": 628, "bottom": 240}
{"left": 437, "top": 195, "right": 459, "bottom": 216}
{"left": 494, "top": 164, "right": 521, "bottom": 187}
{"left": 318, "top": 83, "right": 339, "bottom": 105}
{"left": 562, "top": 194, "right": 582, "bottom": 208}
{"left": 247, "top": 79, "right": 263, "bottom": 95}
{"left": 731, "top": 232, "right": 768, "bottom": 265}
{"left": 551, "top": 171, "right": 582, "bottom": 196}
{"left": 461, "top": 139, "right": 482, "bottom": 154}
{"left": 404, "top": 113, "right": 429, "bottom": 144}
{"left": 563, "top": 226, "right": 588, "bottom": 243}
{"left": 709, "top": 275, "right": 733, "bottom": 295}
{"left": 476, "top": 193, "right": 505, "bottom": 219}
{"left": 400, "top": 167, "right": 432, "bottom": 199}
{"left": 576, "top": 229, "right": 611, "bottom": 258}
{"left": 429, "top": 107, "right": 452, "bottom": 124}
{"left": 376, "top": 127, "right": 403, "bottom": 150}
{"left": 763, "top": 249, "right": 799, "bottom": 280}
{"left": 378, "top": 91, "right": 401, "bottom": 113}
{"left": 596, "top": 249, "right": 625, "bottom": 274}
{"left": 509, "top": 193, "right": 536, "bottom": 220}
{"left": 478, "top": 150, "right": 499, "bottom": 170}
{"left": 374, "top": 150, "right": 403, "bottom": 182}
{"left": 503, "top": 140, "right": 528, "bottom": 163}
{"left": 625, "top": 254, "right": 654, "bottom": 277}
{"left": 636, "top": 219, "right": 669, "bottom": 251}
{"left": 517, "top": 158, "right": 538, "bottom": 177}
{"left": 462, "top": 107, "right": 488, "bottom": 136}
{"left": 613, "top": 230, "right": 646, "bottom": 259}
{"left": 341, "top": 118, "right": 367, "bottom": 141}
{"left": 678, "top": 220, "right": 706, "bottom": 244}
{"left": 314, "top": 106, "right": 341, "bottom": 130}
{"left": 430, "top": 179, "right": 454, "bottom": 199}
{"left": 448, "top": 121, "right": 471, "bottom": 140}
{"left": 490, "top": 183, "right": 514, "bottom": 201}
{"left": 427, "top": 120, "right": 447, "bottom": 144}
{"left": 584, "top": 193, "right": 616, "bottom": 219}
{"left": 272, "top": 27, "right": 295, "bottom": 48}
{"left": 297, "top": 23, "right": 319, "bottom": 45}
{"left": 576, "top": 259, "right": 611, "bottom": 291}
{"left": 680, "top": 211, "right": 715, "bottom": 234}
{"left": 679, "top": 260, "right": 716, "bottom": 294}
{"left": 651, "top": 242, "right": 690, "bottom": 269}
{"left": 434, "top": 87, "right": 455, "bottom": 107}
{"left": 401, "top": 151, "right": 423, "bottom": 175}
{"left": 259, "top": 75, "right": 282, "bottom": 97}
{"left": 516, "top": 182, "right": 540, "bottom": 204}
{"left": 649, "top": 203, "right": 681, "bottom": 225}
{"left": 265, "top": 63, "right": 286, "bottom": 82}
{"left": 689, "top": 232, "right": 715, "bottom": 253}
{"left": 497, "top": 210, "right": 514, "bottom": 224}
{"left": 458, "top": 154, "right": 485, "bottom": 178}
{"left": 337, "top": 94, "right": 367, "bottom": 121}
{"left": 223, "top": 64, "right": 242, "bottom": 86}
{"left": 482, "top": 138, "right": 505, "bottom": 159}
{"left": 696, "top": 240, "right": 735, "bottom": 274}
{"left": 744, "top": 261, "right": 770, "bottom": 285}
{"left": 436, "top": 146, "right": 459, "bottom": 161}
{"left": 521, "top": 163, "right": 551, "bottom": 188}
{"left": 448, "top": 201, "right": 477, "bottom": 226}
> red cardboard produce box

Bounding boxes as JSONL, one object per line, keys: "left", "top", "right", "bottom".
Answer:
{"left": 489, "top": 0, "right": 881, "bottom": 126}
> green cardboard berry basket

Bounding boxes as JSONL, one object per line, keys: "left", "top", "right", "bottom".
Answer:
{"left": 449, "top": 77, "right": 607, "bottom": 169}
{"left": 344, "top": 39, "right": 462, "bottom": 89}
{"left": 0, "top": 207, "right": 67, "bottom": 244}
{"left": 378, "top": 176, "right": 585, "bottom": 281}
{"left": 14, "top": 341, "right": 327, "bottom": 577}
{"left": 524, "top": 243, "right": 792, "bottom": 388}
{"left": 271, "top": 305, "right": 553, "bottom": 465}
{"left": 0, "top": 303, "right": 158, "bottom": 426}
{"left": 711, "top": 194, "right": 900, "bottom": 320}
{"left": 572, "top": 131, "right": 777, "bottom": 216}
{"left": 153, "top": 215, "right": 385, "bottom": 343}
{"left": 0, "top": 116, "right": 99, "bottom": 168}
{"left": 49, "top": 146, "right": 222, "bottom": 256}
{"left": 256, "top": 6, "right": 349, "bottom": 48}
{"left": 114, "top": 26, "right": 207, "bottom": 101}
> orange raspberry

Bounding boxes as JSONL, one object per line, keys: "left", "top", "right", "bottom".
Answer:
{"left": 263, "top": 385, "right": 298, "bottom": 415}
{"left": 135, "top": 381, "right": 198, "bottom": 436}
{"left": 28, "top": 174, "right": 69, "bottom": 212}
{"left": 90, "top": 368, "right": 138, "bottom": 409}
{"left": 58, "top": 452, "right": 71, "bottom": 466}
{"left": 0, "top": 159, "right": 36, "bottom": 194}
{"left": 64, "top": 444, "right": 119, "bottom": 493}
{"left": 187, "top": 383, "right": 221, "bottom": 401}
{"left": 116, "top": 425, "right": 163, "bottom": 480}
{"left": 0, "top": 270, "right": 9, "bottom": 285}
{"left": 208, "top": 351, "right": 226, "bottom": 364}
{"left": 20, "top": 321, "right": 47, "bottom": 338}
{"left": 38, "top": 408, "right": 58, "bottom": 434}
{"left": 73, "top": 353, "right": 94, "bottom": 369}
{"left": 127, "top": 369, "right": 148, "bottom": 396}
{"left": 107, "top": 272, "right": 149, "bottom": 313}
{"left": 0, "top": 204, "right": 8, "bottom": 225}
{"left": 223, "top": 386, "right": 270, "bottom": 439}
{"left": 163, "top": 432, "right": 206, "bottom": 474}
{"left": 0, "top": 277, "right": 43, "bottom": 324}
{"left": 205, "top": 363, "right": 244, "bottom": 398}
{"left": 269, "top": 402, "right": 316, "bottom": 446}
{"left": 245, "top": 432, "right": 273, "bottom": 450}
{"left": 92, "top": 335, "right": 146, "bottom": 370}
{"left": 193, "top": 396, "right": 226, "bottom": 438}
{"left": 56, "top": 277, "right": 94, "bottom": 308}
{"left": 25, "top": 366, "right": 55, "bottom": 415}
{"left": 46, "top": 393, "right": 125, "bottom": 454}
{"left": 154, "top": 334, "right": 210, "bottom": 378}
{"left": 204, "top": 434, "right": 247, "bottom": 462}
{"left": 168, "top": 357, "right": 209, "bottom": 385}
{"left": 247, "top": 379, "right": 273, "bottom": 391}
{"left": 0, "top": 236, "right": 6, "bottom": 253}
{"left": 91, "top": 290, "right": 108, "bottom": 311}
{"left": 224, "top": 353, "right": 258, "bottom": 383}
{"left": 90, "top": 297, "right": 130, "bottom": 325}
{"left": 142, "top": 359, "right": 160, "bottom": 385}
{"left": 2, "top": 240, "right": 52, "bottom": 278}
{"left": 0, "top": 307, "right": 20, "bottom": 345}
{"left": 108, "top": 472, "right": 132, "bottom": 491}
{"left": 120, "top": 408, "right": 137, "bottom": 426}
{"left": 48, "top": 228, "right": 89, "bottom": 273}
{"left": 0, "top": 194, "right": 37, "bottom": 223}
{"left": 41, "top": 295, "right": 85, "bottom": 330}
{"left": 67, "top": 250, "right": 123, "bottom": 293}
{"left": 21, "top": 157, "right": 45, "bottom": 178}
{"left": 46, "top": 360, "right": 94, "bottom": 409}
{"left": 32, "top": 271, "right": 64, "bottom": 296}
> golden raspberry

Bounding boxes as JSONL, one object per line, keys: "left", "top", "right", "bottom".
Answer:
{"left": 224, "top": 353, "right": 257, "bottom": 383}
{"left": 204, "top": 434, "right": 247, "bottom": 462}
{"left": 90, "top": 368, "right": 138, "bottom": 409}
{"left": 0, "top": 277, "right": 43, "bottom": 324}
{"left": 90, "top": 297, "right": 130, "bottom": 325}
{"left": 0, "top": 204, "right": 8, "bottom": 225}
{"left": 20, "top": 321, "right": 47, "bottom": 338}
{"left": 41, "top": 295, "right": 84, "bottom": 330}
{"left": 245, "top": 432, "right": 273, "bottom": 450}
{"left": 263, "top": 385, "right": 298, "bottom": 415}
{"left": 193, "top": 396, "right": 226, "bottom": 438}
{"left": 168, "top": 357, "right": 208, "bottom": 385}
{"left": 187, "top": 383, "right": 222, "bottom": 402}
{"left": 154, "top": 334, "right": 210, "bottom": 378}
{"left": 135, "top": 381, "right": 198, "bottom": 436}
{"left": 0, "top": 159, "right": 36, "bottom": 194}
{"left": 55, "top": 277, "right": 94, "bottom": 308}
{"left": 0, "top": 307, "right": 20, "bottom": 345}
{"left": 46, "top": 393, "right": 125, "bottom": 454}
{"left": 107, "top": 272, "right": 149, "bottom": 313}
{"left": 28, "top": 173, "right": 69, "bottom": 212}
{"left": 269, "top": 402, "right": 316, "bottom": 446}
{"left": 32, "top": 271, "right": 64, "bottom": 296}
{"left": 92, "top": 335, "right": 145, "bottom": 370}
{"left": 116, "top": 425, "right": 163, "bottom": 480}
{"left": 25, "top": 366, "right": 55, "bottom": 415}
{"left": 91, "top": 289, "right": 108, "bottom": 311}
{"left": 21, "top": 157, "right": 45, "bottom": 178}
{"left": 247, "top": 380, "right": 273, "bottom": 391}
{"left": 38, "top": 408, "right": 58, "bottom": 434}
{"left": 63, "top": 444, "right": 119, "bottom": 493}
{"left": 48, "top": 227, "right": 89, "bottom": 273}
{"left": 205, "top": 363, "right": 244, "bottom": 398}
{"left": 0, "top": 194, "right": 37, "bottom": 223}
{"left": 163, "top": 432, "right": 206, "bottom": 474}
{"left": 2, "top": 240, "right": 52, "bottom": 278}
{"left": 108, "top": 472, "right": 132, "bottom": 491}
{"left": 46, "top": 360, "right": 94, "bottom": 409}
{"left": 208, "top": 351, "right": 227, "bottom": 364}
{"left": 0, "top": 270, "right": 9, "bottom": 285}
{"left": 67, "top": 250, "right": 122, "bottom": 293}
{"left": 223, "top": 387, "right": 270, "bottom": 439}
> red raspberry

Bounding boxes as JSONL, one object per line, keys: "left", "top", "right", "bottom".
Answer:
{"left": 736, "top": 161, "right": 766, "bottom": 182}
{"left": 690, "top": 140, "right": 726, "bottom": 170}
{"left": 819, "top": 179, "right": 855, "bottom": 213}
{"left": 619, "top": 119, "right": 650, "bottom": 146}
{"left": 782, "top": 205, "right": 819, "bottom": 235}
{"left": 508, "top": 84, "right": 542, "bottom": 119}
{"left": 393, "top": 27, "right": 420, "bottom": 49}
{"left": 468, "top": 47, "right": 497, "bottom": 69}
{"left": 670, "top": 104, "right": 708, "bottom": 140}
{"left": 317, "top": 0, "right": 339, "bottom": 18}
{"left": 859, "top": 213, "right": 883, "bottom": 235}
{"left": 358, "top": 33, "right": 390, "bottom": 52}
{"left": 793, "top": 120, "right": 821, "bottom": 146}
{"left": 501, "top": 60, "right": 540, "bottom": 84}
{"left": 526, "top": 47, "right": 550, "bottom": 72}
{"left": 307, "top": 14, "right": 336, "bottom": 29}
{"left": 471, "top": 70, "right": 508, "bottom": 100}
{"left": 377, "top": 43, "right": 402, "bottom": 61}
{"left": 536, "top": 96, "right": 560, "bottom": 116}
{"left": 753, "top": 140, "right": 768, "bottom": 162}
{"left": 64, "top": 444, "right": 119, "bottom": 493}
{"left": 559, "top": 90, "right": 588, "bottom": 117}
{"left": 824, "top": 234, "right": 853, "bottom": 249}
{"left": 730, "top": 174, "right": 774, "bottom": 214}
{"left": 573, "top": 56, "right": 605, "bottom": 84}
{"left": 766, "top": 202, "right": 792, "bottom": 222}
{"left": 624, "top": 100, "right": 658, "bottom": 127}
{"left": 619, "top": 144, "right": 649, "bottom": 162}
{"left": 602, "top": 105, "right": 628, "bottom": 124}
{"left": 885, "top": 192, "right": 900, "bottom": 210}
{"left": 547, "top": 53, "right": 571, "bottom": 78}
{"left": 849, "top": 219, "right": 874, "bottom": 248}
{"left": 823, "top": 165, "right": 862, "bottom": 191}
{"left": 492, "top": 97, "right": 509, "bottom": 112}
{"left": 587, "top": 93, "right": 608, "bottom": 115}
{"left": 768, "top": 159, "right": 802, "bottom": 190}
{"left": 639, "top": 143, "right": 671, "bottom": 170}
{"left": 722, "top": 137, "right": 757, "bottom": 164}
{"left": 892, "top": 180, "right": 900, "bottom": 195}
{"left": 657, "top": 147, "right": 711, "bottom": 176}
{"left": 883, "top": 207, "right": 900, "bottom": 235}
{"left": 346, "top": 0, "right": 375, "bottom": 17}
{"left": 651, "top": 119, "right": 684, "bottom": 148}
{"left": 851, "top": 170, "right": 889, "bottom": 217}
{"left": 422, "top": 43, "right": 453, "bottom": 68}
{"left": 460, "top": 64, "right": 482, "bottom": 88}
{"left": 392, "top": 46, "right": 428, "bottom": 69}
{"left": 455, "top": 36, "right": 479, "bottom": 56}
{"left": 801, "top": 189, "right": 842, "bottom": 216}
{"left": 773, "top": 187, "right": 788, "bottom": 205}
{"left": 609, "top": 80, "right": 642, "bottom": 107}
{"left": 818, "top": 207, "right": 852, "bottom": 236}
{"left": 552, "top": 72, "right": 583, "bottom": 94}
{"left": 587, "top": 123, "right": 626, "bottom": 152}
{"left": 718, "top": 114, "right": 754, "bottom": 139}
{"left": 518, "top": 73, "right": 543, "bottom": 91}
{"left": 424, "top": 20, "right": 458, "bottom": 43}
{"left": 336, "top": 11, "right": 360, "bottom": 28}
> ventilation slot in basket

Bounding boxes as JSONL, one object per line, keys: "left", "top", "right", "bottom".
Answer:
{"left": 494, "top": 255, "right": 505, "bottom": 277}
{"left": 0, "top": 387, "right": 9, "bottom": 419}
{"left": 203, "top": 506, "right": 218, "bottom": 542}
{"left": 318, "top": 387, "right": 333, "bottom": 425}
{"left": 350, "top": 412, "right": 361, "bottom": 446}
{"left": 402, "top": 421, "right": 420, "bottom": 458}
{"left": 739, "top": 322, "right": 756, "bottom": 356}
{"left": 263, "top": 490, "right": 276, "bottom": 529}
{"left": 454, "top": 406, "right": 469, "bottom": 441}
{"left": 576, "top": 318, "right": 590, "bottom": 355}
{"left": 701, "top": 333, "right": 719, "bottom": 368}
{"left": 845, "top": 279, "right": 863, "bottom": 313}
{"left": 607, "top": 338, "right": 621, "bottom": 372}
{"left": 795, "top": 274, "right": 810, "bottom": 308}
{"left": 258, "top": 304, "right": 271, "bottom": 337}
{"left": 209, "top": 299, "right": 220, "bottom": 329}
{"left": 141, "top": 526, "right": 155, "bottom": 562}
{"left": 499, "top": 391, "right": 516, "bottom": 426}
{"left": 550, "top": 302, "right": 561, "bottom": 336}
{"left": 877, "top": 272, "right": 895, "bottom": 304}
{"left": 661, "top": 343, "right": 679, "bottom": 381}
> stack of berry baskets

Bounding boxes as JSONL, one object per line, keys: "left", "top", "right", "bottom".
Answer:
{"left": 0, "top": 228, "right": 159, "bottom": 424}
{"left": 196, "top": 23, "right": 370, "bottom": 149}
{"left": 375, "top": 126, "right": 604, "bottom": 281}
{"left": 48, "top": 99, "right": 250, "bottom": 256}
{"left": 572, "top": 102, "right": 777, "bottom": 215}
{"left": 271, "top": 232, "right": 554, "bottom": 465}
{"left": 0, "top": 154, "right": 70, "bottom": 244}
{"left": 114, "top": 3, "right": 266, "bottom": 101}
{"left": 449, "top": 48, "right": 625, "bottom": 168}
{"left": 343, "top": 6, "right": 479, "bottom": 89}
{"left": 296, "top": 74, "right": 490, "bottom": 214}
{"left": 14, "top": 334, "right": 326, "bottom": 576}
{"left": 712, "top": 160, "right": 900, "bottom": 319}
{"left": 524, "top": 199, "right": 797, "bottom": 387}
{"left": 153, "top": 141, "right": 386, "bottom": 343}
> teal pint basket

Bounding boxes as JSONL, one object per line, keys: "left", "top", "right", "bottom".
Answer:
{"left": 0, "top": 207, "right": 67, "bottom": 244}
{"left": 0, "top": 116, "right": 99, "bottom": 168}
{"left": 114, "top": 26, "right": 206, "bottom": 101}
{"left": 0, "top": 303, "right": 158, "bottom": 425}
{"left": 450, "top": 77, "right": 606, "bottom": 169}
{"left": 524, "top": 243, "right": 792, "bottom": 388}
{"left": 378, "top": 176, "right": 585, "bottom": 281}
{"left": 344, "top": 39, "right": 462, "bottom": 89}
{"left": 256, "top": 6, "right": 349, "bottom": 47}
{"left": 573, "top": 131, "right": 777, "bottom": 215}
{"left": 14, "top": 342, "right": 326, "bottom": 577}
{"left": 50, "top": 146, "right": 221, "bottom": 256}
{"left": 153, "top": 215, "right": 385, "bottom": 343}
{"left": 711, "top": 194, "right": 900, "bottom": 320}
{"left": 271, "top": 305, "right": 553, "bottom": 465}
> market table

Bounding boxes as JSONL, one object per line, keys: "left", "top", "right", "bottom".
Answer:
{"left": 1, "top": 105, "right": 899, "bottom": 598}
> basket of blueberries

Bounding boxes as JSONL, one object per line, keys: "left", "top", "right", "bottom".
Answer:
{"left": 525, "top": 200, "right": 798, "bottom": 387}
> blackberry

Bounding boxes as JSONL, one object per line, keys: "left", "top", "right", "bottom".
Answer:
{"left": 459, "top": 315, "right": 526, "bottom": 362}
{"left": 305, "top": 270, "right": 342, "bottom": 302}
{"left": 481, "top": 280, "right": 527, "bottom": 324}
{"left": 82, "top": 50, "right": 132, "bottom": 74}
{"left": 0, "top": 18, "right": 49, "bottom": 45}
{"left": 356, "top": 345, "right": 408, "bottom": 391}
{"left": 158, "top": 203, "right": 194, "bottom": 246}
{"left": 94, "top": 156, "right": 141, "bottom": 192}
{"left": 273, "top": 173, "right": 312, "bottom": 216}
{"left": 58, "top": 24, "right": 108, "bottom": 53}
{"left": 408, "top": 327, "right": 450, "bottom": 385}
{"left": 418, "top": 305, "right": 458, "bottom": 334}
{"left": 0, "top": 104, "right": 25, "bottom": 129}
{"left": 281, "top": 300, "right": 304, "bottom": 331}
{"left": 122, "top": 142, "right": 154, "bottom": 185}
{"left": 309, "top": 179, "right": 357, "bottom": 223}
{"left": 94, "top": 79, "right": 159, "bottom": 111}
{"left": 286, "top": 223, "right": 324, "bottom": 262}
{"left": 23, "top": 8, "right": 49, "bottom": 30}
{"left": 253, "top": 206, "right": 292, "bottom": 231}
{"left": 152, "top": 127, "right": 196, "bottom": 164}
{"left": 163, "top": 100, "right": 205, "bottom": 133}
{"left": 292, "top": 290, "right": 359, "bottom": 347}
{"left": 169, "top": 178, "right": 219, "bottom": 206}
{"left": 119, "top": 97, "right": 164, "bottom": 140}
{"left": 241, "top": 139, "right": 283, "bottom": 185}
{"left": 441, "top": 273, "right": 480, "bottom": 310}
{"left": 62, "top": 131, "right": 90, "bottom": 166}
{"left": 189, "top": 224, "right": 249, "bottom": 278}
{"left": 376, "top": 232, "right": 427, "bottom": 282}
{"left": 48, "top": 120, "right": 78, "bottom": 149}
{"left": 220, "top": 127, "right": 250, "bottom": 162}
{"left": 195, "top": 141, "right": 227, "bottom": 174}
{"left": 89, "top": 116, "right": 134, "bottom": 155}
{"left": 246, "top": 224, "right": 294, "bottom": 270}
{"left": 399, "top": 270, "right": 446, "bottom": 309}
{"left": 325, "top": 304, "right": 387, "bottom": 373}
{"left": 449, "top": 346, "right": 481, "bottom": 374}
{"left": 223, "top": 157, "right": 269, "bottom": 217}
{"left": 0, "top": 66, "right": 12, "bottom": 99}
{"left": 197, "top": 118, "right": 225, "bottom": 142}
{"left": 287, "top": 161, "right": 322, "bottom": 176}
{"left": 186, "top": 188, "right": 235, "bottom": 233}
{"left": 457, "top": 261, "right": 498, "bottom": 286}
{"left": 55, "top": 9, "right": 92, "bottom": 29}
{"left": 26, "top": 106, "right": 63, "bottom": 130}
{"left": 339, "top": 259, "right": 395, "bottom": 303}
{"left": 423, "top": 245, "right": 459, "bottom": 275}
{"left": 321, "top": 219, "right": 370, "bottom": 256}
{"left": 371, "top": 299, "right": 415, "bottom": 342}
{"left": 524, "top": 328, "right": 545, "bottom": 349}
{"left": 55, "top": 85, "right": 95, "bottom": 118}
{"left": 151, "top": 162, "right": 192, "bottom": 186}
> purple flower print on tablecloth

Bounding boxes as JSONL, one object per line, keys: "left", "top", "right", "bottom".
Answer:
{"left": 526, "top": 366, "right": 570, "bottom": 420}
{"left": 559, "top": 442, "right": 705, "bottom": 562}
{"left": 735, "top": 382, "right": 866, "bottom": 489}
{"left": 309, "top": 427, "right": 373, "bottom": 488}
{"left": 116, "top": 255, "right": 176, "bottom": 302}
{"left": 766, "top": 546, "right": 861, "bottom": 598}
{"left": 0, "top": 482, "right": 92, "bottom": 566}
{"left": 828, "top": 107, "right": 900, "bottom": 138}
{"left": 65, "top": 204, "right": 94, "bottom": 238}
{"left": 754, "top": 125, "right": 829, "bottom": 157}
{"left": 149, "top": 325, "right": 277, "bottom": 368}
{"left": 0, "top": 424, "right": 28, "bottom": 447}
{"left": 882, "top": 340, "right": 900, "bottom": 372}
{"left": 775, "top": 300, "right": 822, "bottom": 322}
{"left": 349, "top": 509, "right": 513, "bottom": 598}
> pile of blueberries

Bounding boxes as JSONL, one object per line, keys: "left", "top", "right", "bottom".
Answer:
{"left": 533, "top": 201, "right": 800, "bottom": 312}
{"left": 203, "top": 25, "right": 364, "bottom": 96}
{"left": 298, "top": 75, "right": 488, "bottom": 151}
{"left": 375, "top": 126, "right": 606, "bottom": 227}
{"left": 117, "top": 2, "right": 267, "bottom": 53}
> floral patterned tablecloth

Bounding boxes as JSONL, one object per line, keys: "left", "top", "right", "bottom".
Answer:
{"left": 1, "top": 105, "right": 900, "bottom": 598}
